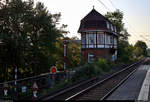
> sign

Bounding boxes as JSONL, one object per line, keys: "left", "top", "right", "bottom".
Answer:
{"left": 22, "top": 86, "right": 27, "bottom": 93}
{"left": 63, "top": 40, "right": 69, "bottom": 44}
{"left": 50, "top": 66, "right": 57, "bottom": 74}
{"left": 32, "top": 82, "right": 38, "bottom": 89}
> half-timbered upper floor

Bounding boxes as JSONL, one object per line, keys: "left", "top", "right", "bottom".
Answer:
{"left": 81, "top": 31, "right": 117, "bottom": 49}
{"left": 78, "top": 8, "right": 118, "bottom": 49}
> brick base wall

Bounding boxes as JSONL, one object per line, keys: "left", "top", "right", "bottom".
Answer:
{"left": 81, "top": 48, "right": 117, "bottom": 62}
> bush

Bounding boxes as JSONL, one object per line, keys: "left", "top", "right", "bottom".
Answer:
{"left": 71, "top": 62, "right": 102, "bottom": 82}
{"left": 70, "top": 58, "right": 113, "bottom": 82}
{"left": 71, "top": 64, "right": 89, "bottom": 82}
{"left": 97, "top": 58, "right": 109, "bottom": 72}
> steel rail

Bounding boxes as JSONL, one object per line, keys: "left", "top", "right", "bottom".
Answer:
{"left": 100, "top": 68, "right": 137, "bottom": 100}
{"left": 42, "top": 77, "right": 98, "bottom": 100}
{"left": 65, "top": 60, "right": 143, "bottom": 100}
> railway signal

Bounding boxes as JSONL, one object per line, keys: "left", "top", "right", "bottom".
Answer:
{"left": 63, "top": 40, "right": 80, "bottom": 78}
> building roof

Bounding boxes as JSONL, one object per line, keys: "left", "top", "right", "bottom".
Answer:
{"left": 81, "top": 8, "right": 107, "bottom": 22}
{"left": 64, "top": 40, "right": 81, "bottom": 44}
{"left": 78, "top": 8, "right": 116, "bottom": 33}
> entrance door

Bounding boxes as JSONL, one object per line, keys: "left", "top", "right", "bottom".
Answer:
{"left": 88, "top": 53, "right": 94, "bottom": 63}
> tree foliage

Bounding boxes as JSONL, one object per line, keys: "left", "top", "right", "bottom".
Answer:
{"left": 105, "top": 9, "right": 130, "bottom": 41}
{"left": 105, "top": 9, "right": 132, "bottom": 62}
{"left": 0, "top": 0, "right": 81, "bottom": 81}
{"left": 0, "top": 0, "right": 64, "bottom": 81}
{"left": 55, "top": 36, "right": 81, "bottom": 70}
{"left": 134, "top": 40, "right": 147, "bottom": 57}
{"left": 104, "top": 9, "right": 149, "bottom": 62}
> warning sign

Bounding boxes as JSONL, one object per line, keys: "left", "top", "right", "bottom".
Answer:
{"left": 50, "top": 66, "right": 57, "bottom": 74}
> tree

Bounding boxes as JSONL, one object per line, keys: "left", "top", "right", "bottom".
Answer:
{"left": 134, "top": 40, "right": 148, "bottom": 57}
{"left": 54, "top": 36, "right": 81, "bottom": 70}
{"left": 0, "top": 0, "right": 35, "bottom": 80}
{"left": 67, "top": 37, "right": 81, "bottom": 69}
{"left": 117, "top": 40, "right": 133, "bottom": 62}
{"left": 0, "top": 0, "right": 64, "bottom": 81}
{"left": 133, "top": 47, "right": 143, "bottom": 57}
{"left": 147, "top": 49, "right": 150, "bottom": 56}
{"left": 105, "top": 9, "right": 134, "bottom": 62}
{"left": 105, "top": 9, "right": 130, "bottom": 41}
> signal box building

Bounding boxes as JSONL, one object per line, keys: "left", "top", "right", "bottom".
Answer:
{"left": 78, "top": 8, "right": 118, "bottom": 62}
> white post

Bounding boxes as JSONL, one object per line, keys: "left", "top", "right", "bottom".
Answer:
{"left": 64, "top": 44, "right": 67, "bottom": 71}
{"left": 14, "top": 66, "right": 17, "bottom": 92}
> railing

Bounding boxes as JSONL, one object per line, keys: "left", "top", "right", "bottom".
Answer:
{"left": 0, "top": 70, "right": 75, "bottom": 100}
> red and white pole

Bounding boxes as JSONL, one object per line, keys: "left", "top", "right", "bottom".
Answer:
{"left": 14, "top": 65, "right": 17, "bottom": 92}
{"left": 32, "top": 81, "right": 38, "bottom": 98}
{"left": 64, "top": 43, "right": 67, "bottom": 72}
{"left": 3, "top": 82, "right": 8, "bottom": 96}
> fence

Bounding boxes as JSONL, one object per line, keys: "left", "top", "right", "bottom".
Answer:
{"left": 0, "top": 70, "right": 75, "bottom": 100}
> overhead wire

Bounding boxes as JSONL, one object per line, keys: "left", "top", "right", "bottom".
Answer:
{"left": 99, "top": 0, "right": 150, "bottom": 44}
{"left": 108, "top": 0, "right": 117, "bottom": 10}
{"left": 97, "top": 0, "right": 112, "bottom": 12}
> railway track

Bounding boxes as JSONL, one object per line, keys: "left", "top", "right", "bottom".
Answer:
{"left": 42, "top": 76, "right": 99, "bottom": 100}
{"left": 42, "top": 59, "right": 144, "bottom": 100}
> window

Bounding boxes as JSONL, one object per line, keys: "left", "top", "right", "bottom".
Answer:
{"left": 88, "top": 53, "right": 94, "bottom": 63}
{"left": 93, "top": 33, "right": 96, "bottom": 48}
{"left": 82, "top": 32, "right": 99, "bottom": 48}
{"left": 89, "top": 34, "right": 94, "bottom": 48}
{"left": 114, "top": 26, "right": 117, "bottom": 32}
{"left": 106, "top": 21, "right": 109, "bottom": 29}
{"left": 86, "top": 33, "right": 89, "bottom": 44}
{"left": 110, "top": 36, "right": 113, "bottom": 44}
{"left": 93, "top": 33, "right": 96, "bottom": 45}
{"left": 85, "top": 32, "right": 97, "bottom": 48}
{"left": 111, "top": 24, "right": 113, "bottom": 31}
{"left": 97, "top": 32, "right": 104, "bottom": 44}
{"left": 81, "top": 34, "right": 86, "bottom": 44}
{"left": 114, "top": 37, "right": 117, "bottom": 45}
{"left": 106, "top": 35, "right": 110, "bottom": 44}
{"left": 81, "top": 34, "right": 86, "bottom": 48}
{"left": 89, "top": 34, "right": 94, "bottom": 45}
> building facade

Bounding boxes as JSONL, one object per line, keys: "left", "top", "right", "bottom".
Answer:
{"left": 78, "top": 8, "right": 118, "bottom": 62}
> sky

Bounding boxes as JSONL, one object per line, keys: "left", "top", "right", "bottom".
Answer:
{"left": 35, "top": 0, "right": 150, "bottom": 48}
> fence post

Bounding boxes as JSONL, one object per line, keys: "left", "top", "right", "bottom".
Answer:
{"left": 3, "top": 82, "right": 8, "bottom": 97}
{"left": 14, "top": 65, "right": 18, "bottom": 100}
{"left": 32, "top": 81, "right": 38, "bottom": 99}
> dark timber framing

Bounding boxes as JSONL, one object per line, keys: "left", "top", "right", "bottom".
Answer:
{"left": 78, "top": 8, "right": 118, "bottom": 62}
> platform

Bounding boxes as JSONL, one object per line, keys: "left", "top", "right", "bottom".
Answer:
{"left": 107, "top": 65, "right": 150, "bottom": 100}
